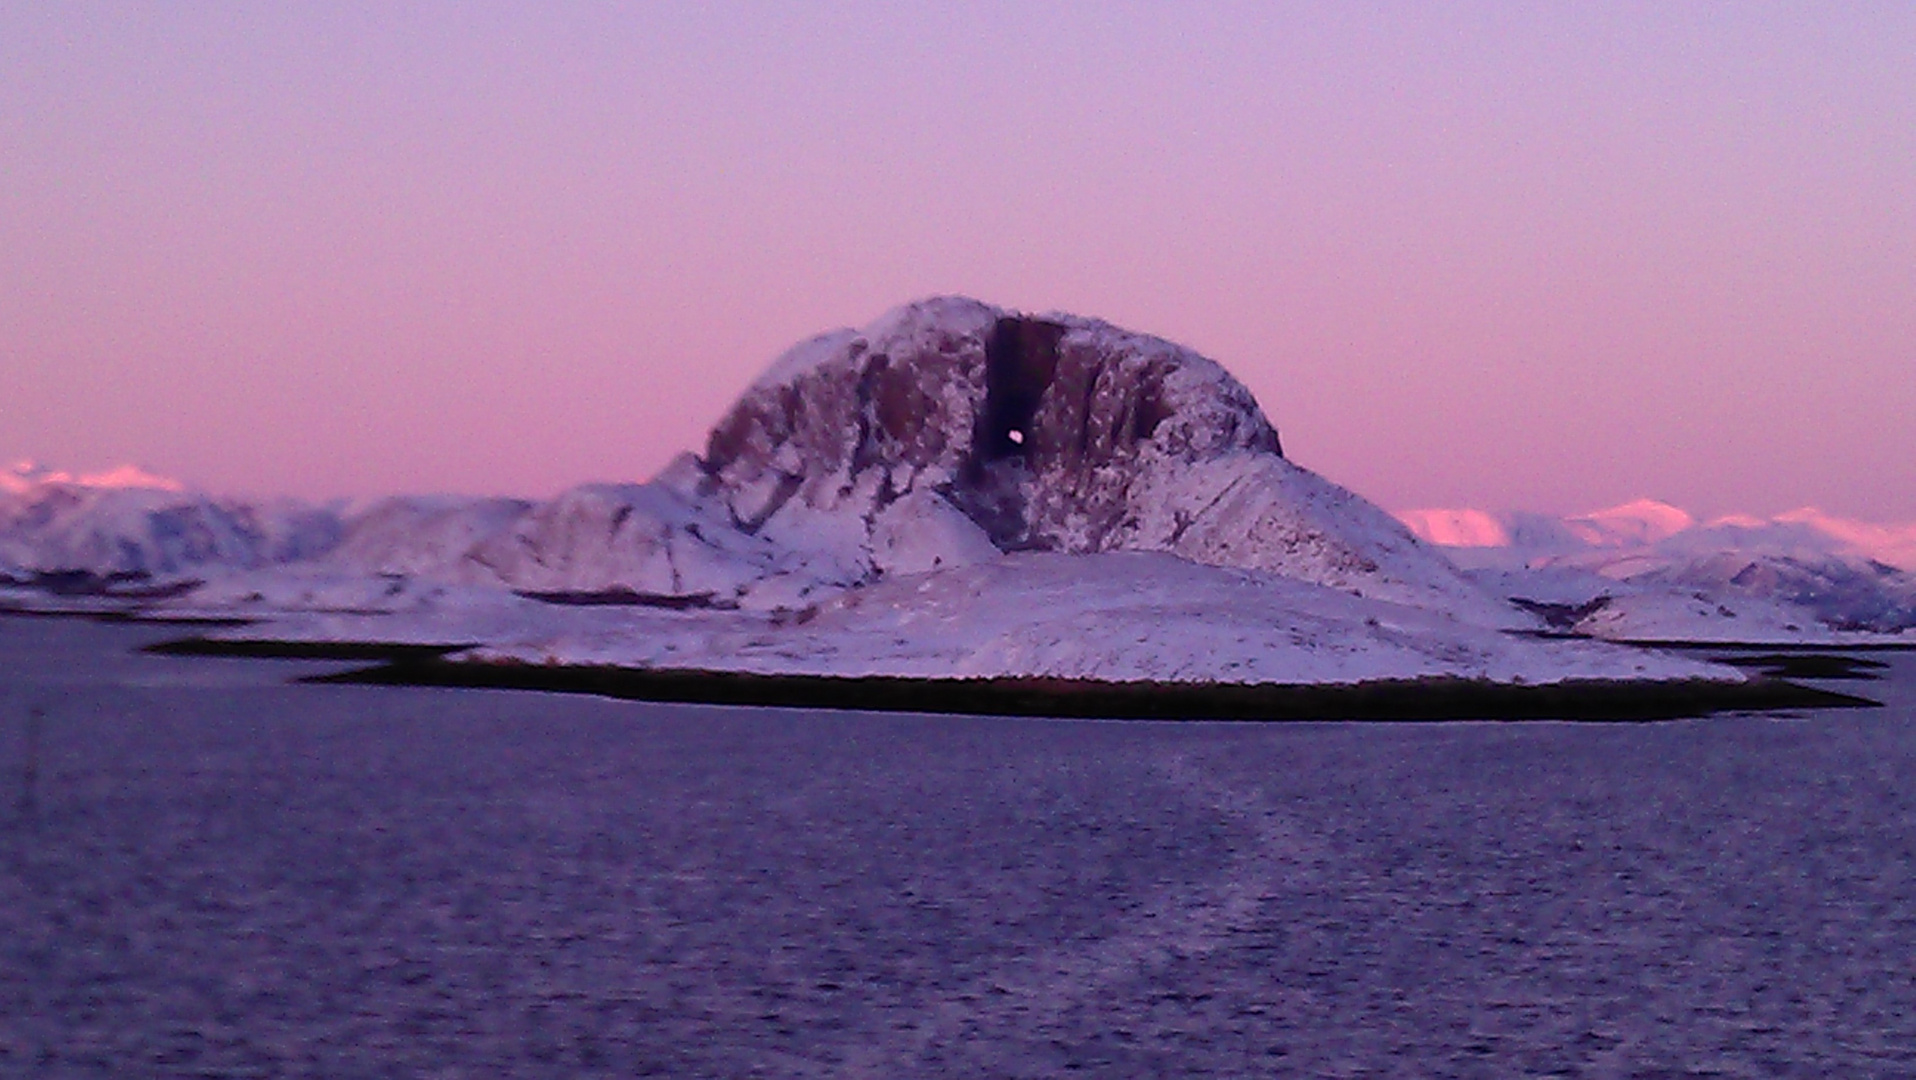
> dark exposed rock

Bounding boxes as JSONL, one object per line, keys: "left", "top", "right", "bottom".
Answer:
{"left": 1512, "top": 595, "right": 1613, "bottom": 630}
{"left": 977, "top": 316, "right": 1067, "bottom": 462}
{"left": 514, "top": 587, "right": 733, "bottom": 610}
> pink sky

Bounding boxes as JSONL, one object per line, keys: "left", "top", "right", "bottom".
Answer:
{"left": 4, "top": 4, "right": 1912, "bottom": 518}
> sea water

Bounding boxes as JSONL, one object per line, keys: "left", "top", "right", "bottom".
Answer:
{"left": 2, "top": 615, "right": 1913, "bottom": 1077}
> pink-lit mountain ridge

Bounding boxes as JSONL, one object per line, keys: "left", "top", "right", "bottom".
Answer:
{"left": 1398, "top": 500, "right": 1916, "bottom": 639}
{"left": 0, "top": 461, "right": 342, "bottom": 585}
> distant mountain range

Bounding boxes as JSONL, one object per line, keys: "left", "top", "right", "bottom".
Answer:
{"left": 1397, "top": 499, "right": 1916, "bottom": 637}
{"left": 2, "top": 460, "right": 183, "bottom": 495}
{"left": 1398, "top": 499, "right": 1916, "bottom": 571}
{"left": 8, "top": 465, "right": 1914, "bottom": 645}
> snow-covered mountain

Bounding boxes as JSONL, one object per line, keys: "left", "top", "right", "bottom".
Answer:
{"left": 672, "top": 297, "right": 1515, "bottom": 622}
{"left": 0, "top": 466, "right": 341, "bottom": 583}
{"left": 325, "top": 494, "right": 533, "bottom": 579}
{"left": 9, "top": 298, "right": 1512, "bottom": 624}
{"left": 1397, "top": 500, "right": 1916, "bottom": 640}
{"left": 1399, "top": 499, "right": 1916, "bottom": 569}
{"left": 11, "top": 297, "right": 1881, "bottom": 685}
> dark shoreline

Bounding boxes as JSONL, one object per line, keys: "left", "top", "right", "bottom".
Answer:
{"left": 315, "top": 659, "right": 1877, "bottom": 722}
{"left": 143, "top": 637, "right": 476, "bottom": 663}
{"left": 1512, "top": 629, "right": 1916, "bottom": 651}
{"left": 0, "top": 602, "right": 258, "bottom": 629}
{"left": 141, "top": 636, "right": 1878, "bottom": 721}
{"left": 0, "top": 609, "right": 1883, "bottom": 720}
{"left": 1630, "top": 638, "right": 1916, "bottom": 652}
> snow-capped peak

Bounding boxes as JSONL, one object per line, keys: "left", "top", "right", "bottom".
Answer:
{"left": 3, "top": 460, "right": 185, "bottom": 495}
{"left": 1392, "top": 508, "right": 1513, "bottom": 548}
{"left": 1563, "top": 499, "right": 1697, "bottom": 547}
{"left": 1397, "top": 500, "right": 1916, "bottom": 572}
{"left": 1392, "top": 499, "right": 1916, "bottom": 640}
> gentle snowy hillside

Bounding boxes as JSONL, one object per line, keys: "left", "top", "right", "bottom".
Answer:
{"left": 325, "top": 495, "right": 532, "bottom": 579}
{"left": 188, "top": 552, "right": 1732, "bottom": 688}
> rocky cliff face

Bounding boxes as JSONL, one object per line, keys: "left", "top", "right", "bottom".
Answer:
{"left": 670, "top": 296, "right": 1516, "bottom": 621}
{"left": 702, "top": 298, "right": 1280, "bottom": 549}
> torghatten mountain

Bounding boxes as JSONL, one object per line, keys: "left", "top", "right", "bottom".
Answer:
{"left": 5, "top": 298, "right": 1513, "bottom": 626}
{"left": 9, "top": 298, "right": 1901, "bottom": 678}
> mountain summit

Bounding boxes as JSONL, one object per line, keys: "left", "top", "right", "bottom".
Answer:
{"left": 468, "top": 297, "right": 1511, "bottom": 621}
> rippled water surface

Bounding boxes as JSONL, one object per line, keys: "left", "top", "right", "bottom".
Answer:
{"left": 3, "top": 616, "right": 1915, "bottom": 1077}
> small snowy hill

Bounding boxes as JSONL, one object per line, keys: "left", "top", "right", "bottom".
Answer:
{"left": 1398, "top": 500, "right": 1916, "bottom": 641}
{"left": 326, "top": 495, "right": 533, "bottom": 579}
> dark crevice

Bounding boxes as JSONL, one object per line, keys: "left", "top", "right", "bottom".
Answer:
{"left": 977, "top": 317, "right": 1066, "bottom": 462}
{"left": 848, "top": 353, "right": 888, "bottom": 477}
{"left": 734, "top": 472, "right": 804, "bottom": 535}
{"left": 1132, "top": 379, "right": 1168, "bottom": 443}
{"left": 1078, "top": 362, "right": 1100, "bottom": 458}
{"left": 950, "top": 317, "right": 1069, "bottom": 548}
{"left": 515, "top": 588, "right": 734, "bottom": 610}
{"left": 1511, "top": 596, "right": 1613, "bottom": 631}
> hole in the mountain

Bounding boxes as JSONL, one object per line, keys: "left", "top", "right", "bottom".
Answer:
{"left": 979, "top": 317, "right": 1065, "bottom": 461}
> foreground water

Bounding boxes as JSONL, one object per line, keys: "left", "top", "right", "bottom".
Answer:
{"left": 2, "top": 617, "right": 1913, "bottom": 1078}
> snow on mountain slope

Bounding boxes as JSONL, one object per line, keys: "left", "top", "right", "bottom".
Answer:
{"left": 463, "top": 479, "right": 817, "bottom": 602}
{"left": 1394, "top": 508, "right": 1512, "bottom": 549}
{"left": 1563, "top": 499, "right": 1697, "bottom": 547}
{"left": 1400, "top": 500, "right": 1916, "bottom": 570}
{"left": 326, "top": 495, "right": 531, "bottom": 578}
{"left": 1604, "top": 550, "right": 1916, "bottom": 635}
{"left": 0, "top": 477, "right": 342, "bottom": 580}
{"left": 225, "top": 553, "right": 1729, "bottom": 687}
{"left": 31, "top": 296, "right": 1769, "bottom": 689}
{"left": 1397, "top": 501, "right": 1916, "bottom": 640}
{"left": 689, "top": 553, "right": 1711, "bottom": 684}
{"left": 1684, "top": 509, "right": 1916, "bottom": 571}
